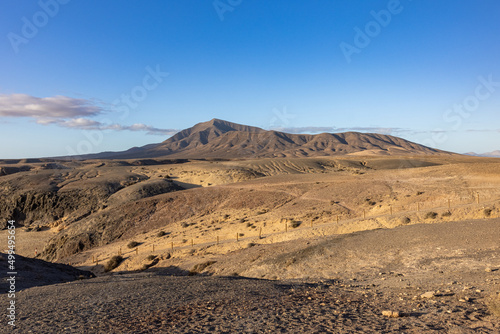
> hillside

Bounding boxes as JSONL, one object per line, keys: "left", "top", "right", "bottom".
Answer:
{"left": 73, "top": 119, "right": 452, "bottom": 160}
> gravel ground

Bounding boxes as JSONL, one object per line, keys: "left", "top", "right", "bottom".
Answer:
{"left": 1, "top": 272, "right": 499, "bottom": 333}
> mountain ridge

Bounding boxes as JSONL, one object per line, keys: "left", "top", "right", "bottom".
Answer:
{"left": 65, "top": 118, "right": 454, "bottom": 160}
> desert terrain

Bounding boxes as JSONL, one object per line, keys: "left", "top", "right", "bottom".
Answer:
{"left": 1, "top": 121, "right": 500, "bottom": 333}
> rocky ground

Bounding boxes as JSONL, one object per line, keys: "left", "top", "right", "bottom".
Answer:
{"left": 1, "top": 218, "right": 499, "bottom": 333}
{"left": 1, "top": 272, "right": 499, "bottom": 333}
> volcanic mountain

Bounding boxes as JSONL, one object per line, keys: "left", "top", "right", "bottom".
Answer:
{"left": 77, "top": 119, "right": 451, "bottom": 159}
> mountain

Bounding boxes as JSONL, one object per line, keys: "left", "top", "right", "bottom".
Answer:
{"left": 465, "top": 150, "right": 500, "bottom": 158}
{"left": 73, "top": 119, "right": 452, "bottom": 160}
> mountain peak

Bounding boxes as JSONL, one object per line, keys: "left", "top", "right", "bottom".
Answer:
{"left": 71, "top": 119, "right": 453, "bottom": 160}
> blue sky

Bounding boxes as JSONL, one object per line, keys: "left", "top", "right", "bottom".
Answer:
{"left": 1, "top": 0, "right": 499, "bottom": 158}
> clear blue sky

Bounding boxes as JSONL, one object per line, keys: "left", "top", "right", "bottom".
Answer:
{"left": 1, "top": 0, "right": 499, "bottom": 158}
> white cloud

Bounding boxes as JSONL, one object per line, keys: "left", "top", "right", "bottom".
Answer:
{"left": 0, "top": 94, "right": 101, "bottom": 118}
{"left": 0, "top": 94, "right": 177, "bottom": 136}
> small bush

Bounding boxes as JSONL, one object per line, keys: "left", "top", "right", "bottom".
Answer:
{"left": 290, "top": 220, "right": 302, "bottom": 228}
{"left": 246, "top": 222, "right": 253, "bottom": 227}
{"left": 247, "top": 242, "right": 256, "bottom": 248}
{"left": 190, "top": 261, "right": 216, "bottom": 274}
{"left": 401, "top": 217, "right": 411, "bottom": 224}
{"left": 424, "top": 211, "right": 438, "bottom": 219}
{"left": 238, "top": 233, "right": 245, "bottom": 237}
{"left": 157, "top": 231, "right": 166, "bottom": 237}
{"left": 484, "top": 208, "right": 493, "bottom": 217}
{"left": 441, "top": 211, "right": 452, "bottom": 217}
{"left": 104, "top": 255, "right": 123, "bottom": 272}
{"left": 181, "top": 222, "right": 189, "bottom": 228}
{"left": 146, "top": 255, "right": 156, "bottom": 261}
{"left": 416, "top": 191, "right": 424, "bottom": 196}
{"left": 127, "top": 241, "right": 139, "bottom": 249}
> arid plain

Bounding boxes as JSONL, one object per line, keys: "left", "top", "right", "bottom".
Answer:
{"left": 1, "top": 120, "right": 500, "bottom": 333}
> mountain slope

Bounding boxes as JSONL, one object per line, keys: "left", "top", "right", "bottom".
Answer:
{"left": 74, "top": 119, "right": 452, "bottom": 159}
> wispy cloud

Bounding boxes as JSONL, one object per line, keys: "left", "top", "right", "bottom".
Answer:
{"left": 0, "top": 94, "right": 176, "bottom": 135}
{"left": 270, "top": 126, "right": 407, "bottom": 135}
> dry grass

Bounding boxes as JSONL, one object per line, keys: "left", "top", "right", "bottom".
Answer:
{"left": 487, "top": 293, "right": 500, "bottom": 317}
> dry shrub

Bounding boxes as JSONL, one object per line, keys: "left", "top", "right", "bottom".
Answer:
{"left": 424, "top": 211, "right": 438, "bottom": 219}
{"left": 104, "top": 255, "right": 123, "bottom": 272}
{"left": 290, "top": 220, "right": 302, "bottom": 228}
{"left": 400, "top": 217, "right": 411, "bottom": 225}
{"left": 190, "top": 261, "right": 216, "bottom": 275}
{"left": 127, "top": 241, "right": 139, "bottom": 248}
{"left": 441, "top": 211, "right": 452, "bottom": 217}
{"left": 484, "top": 208, "right": 492, "bottom": 217}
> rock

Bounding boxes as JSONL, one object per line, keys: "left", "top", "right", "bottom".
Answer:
{"left": 420, "top": 291, "right": 435, "bottom": 299}
{"left": 485, "top": 267, "right": 493, "bottom": 272}
{"left": 382, "top": 310, "right": 401, "bottom": 318}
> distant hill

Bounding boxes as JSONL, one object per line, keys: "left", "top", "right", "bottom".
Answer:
{"left": 465, "top": 150, "right": 500, "bottom": 158}
{"left": 70, "top": 119, "right": 453, "bottom": 159}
